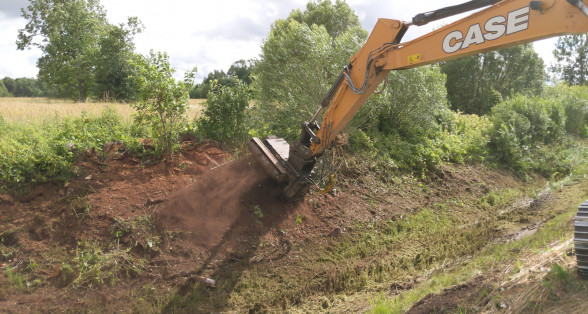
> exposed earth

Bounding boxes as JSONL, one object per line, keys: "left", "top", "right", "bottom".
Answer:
{"left": 1, "top": 140, "right": 587, "bottom": 312}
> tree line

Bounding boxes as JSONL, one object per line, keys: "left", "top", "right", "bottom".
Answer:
{"left": 0, "top": 77, "right": 52, "bottom": 97}
{"left": 9, "top": 0, "right": 587, "bottom": 110}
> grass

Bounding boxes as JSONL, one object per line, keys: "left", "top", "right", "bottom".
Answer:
{"left": 163, "top": 184, "right": 531, "bottom": 312}
{"left": 0, "top": 97, "right": 205, "bottom": 122}
{"left": 368, "top": 175, "right": 588, "bottom": 313}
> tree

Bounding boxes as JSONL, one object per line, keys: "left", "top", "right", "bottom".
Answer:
{"left": 13, "top": 78, "right": 44, "bottom": 97}
{"left": 189, "top": 70, "right": 235, "bottom": 98}
{"left": 254, "top": 1, "right": 368, "bottom": 139}
{"left": 375, "top": 66, "right": 450, "bottom": 138}
{"left": 189, "top": 59, "right": 253, "bottom": 99}
{"left": 440, "top": 44, "right": 546, "bottom": 115}
{"left": 551, "top": 34, "right": 588, "bottom": 86}
{"left": 227, "top": 59, "right": 253, "bottom": 85}
{"left": 18, "top": 0, "right": 109, "bottom": 101}
{"left": 1, "top": 77, "right": 51, "bottom": 97}
{"left": 289, "top": 0, "right": 363, "bottom": 39}
{"left": 17, "top": 0, "right": 140, "bottom": 102}
{"left": 0, "top": 81, "right": 10, "bottom": 97}
{"left": 130, "top": 51, "right": 194, "bottom": 157}
{"left": 94, "top": 17, "right": 143, "bottom": 101}
{"left": 2, "top": 77, "right": 16, "bottom": 95}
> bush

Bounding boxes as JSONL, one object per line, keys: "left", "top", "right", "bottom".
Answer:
{"left": 130, "top": 51, "right": 192, "bottom": 158}
{"left": 0, "top": 81, "right": 10, "bottom": 97}
{"left": 346, "top": 66, "right": 469, "bottom": 175}
{"left": 196, "top": 80, "right": 251, "bottom": 148}
{"left": 371, "top": 65, "right": 451, "bottom": 138}
{"left": 0, "top": 109, "right": 134, "bottom": 191}
{"left": 346, "top": 113, "right": 489, "bottom": 175}
{"left": 488, "top": 95, "right": 566, "bottom": 174}
{"left": 546, "top": 84, "right": 588, "bottom": 138}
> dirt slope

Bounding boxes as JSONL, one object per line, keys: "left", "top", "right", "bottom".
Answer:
{"left": 408, "top": 178, "right": 588, "bottom": 314}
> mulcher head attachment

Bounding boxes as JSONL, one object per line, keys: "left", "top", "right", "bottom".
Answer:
{"left": 248, "top": 136, "right": 314, "bottom": 201}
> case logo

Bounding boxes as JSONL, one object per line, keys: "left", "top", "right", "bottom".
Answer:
{"left": 443, "top": 6, "right": 530, "bottom": 54}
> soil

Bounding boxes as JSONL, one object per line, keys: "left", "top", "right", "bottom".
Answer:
{"left": 1, "top": 140, "right": 586, "bottom": 313}
{"left": 407, "top": 179, "right": 588, "bottom": 314}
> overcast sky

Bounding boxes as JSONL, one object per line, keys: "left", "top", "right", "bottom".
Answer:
{"left": 0, "top": 0, "right": 558, "bottom": 82}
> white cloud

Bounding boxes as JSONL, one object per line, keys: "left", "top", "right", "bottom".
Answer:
{"left": 0, "top": 0, "right": 564, "bottom": 81}
{"left": 0, "top": 14, "right": 41, "bottom": 78}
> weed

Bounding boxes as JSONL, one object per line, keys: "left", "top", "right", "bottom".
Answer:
{"left": 71, "top": 241, "right": 144, "bottom": 288}
{"left": 513, "top": 259, "right": 522, "bottom": 274}
{"left": 253, "top": 205, "right": 263, "bottom": 219}
{"left": 69, "top": 195, "right": 92, "bottom": 223}
{"left": 6, "top": 267, "right": 24, "bottom": 290}
{"left": 543, "top": 262, "right": 571, "bottom": 300}
{"left": 295, "top": 214, "right": 303, "bottom": 226}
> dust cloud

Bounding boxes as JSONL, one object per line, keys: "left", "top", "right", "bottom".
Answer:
{"left": 155, "top": 156, "right": 284, "bottom": 247}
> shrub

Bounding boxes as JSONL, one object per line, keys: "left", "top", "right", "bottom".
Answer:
{"left": 0, "top": 109, "right": 133, "bottom": 191}
{"left": 488, "top": 95, "right": 566, "bottom": 173}
{"left": 196, "top": 79, "right": 251, "bottom": 148}
{"left": 374, "top": 66, "right": 451, "bottom": 138}
{"left": 346, "top": 66, "right": 467, "bottom": 175}
{"left": 0, "top": 122, "right": 72, "bottom": 189}
{"left": 130, "top": 51, "right": 192, "bottom": 157}
{"left": 546, "top": 84, "right": 588, "bottom": 138}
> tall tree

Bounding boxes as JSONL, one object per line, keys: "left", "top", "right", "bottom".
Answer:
{"left": 17, "top": 0, "right": 108, "bottom": 101}
{"left": 227, "top": 59, "right": 253, "bottom": 84}
{"left": 289, "top": 0, "right": 363, "bottom": 39}
{"left": 440, "top": 44, "right": 546, "bottom": 115}
{"left": 94, "top": 17, "right": 143, "bottom": 101}
{"left": 0, "top": 81, "right": 10, "bottom": 97}
{"left": 254, "top": 1, "right": 367, "bottom": 139}
{"left": 551, "top": 34, "right": 588, "bottom": 86}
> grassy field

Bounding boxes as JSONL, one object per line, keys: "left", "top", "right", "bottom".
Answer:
{"left": 0, "top": 97, "right": 206, "bottom": 122}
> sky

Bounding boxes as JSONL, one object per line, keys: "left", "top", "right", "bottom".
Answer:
{"left": 0, "top": 0, "right": 558, "bottom": 82}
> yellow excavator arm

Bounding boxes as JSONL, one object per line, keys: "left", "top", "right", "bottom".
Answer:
{"left": 248, "top": 0, "right": 588, "bottom": 201}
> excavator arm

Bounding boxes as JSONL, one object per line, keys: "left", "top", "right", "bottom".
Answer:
{"left": 249, "top": 0, "right": 588, "bottom": 201}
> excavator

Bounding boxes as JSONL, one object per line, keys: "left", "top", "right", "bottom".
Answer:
{"left": 248, "top": 0, "right": 588, "bottom": 270}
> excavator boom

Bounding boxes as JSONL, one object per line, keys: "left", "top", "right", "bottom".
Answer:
{"left": 249, "top": 0, "right": 588, "bottom": 201}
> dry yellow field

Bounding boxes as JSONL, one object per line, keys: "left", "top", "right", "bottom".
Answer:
{"left": 0, "top": 97, "right": 205, "bottom": 123}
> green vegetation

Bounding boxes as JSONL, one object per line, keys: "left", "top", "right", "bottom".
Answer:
{"left": 552, "top": 34, "right": 588, "bottom": 86}
{"left": 130, "top": 50, "right": 195, "bottom": 157}
{"left": 188, "top": 60, "right": 253, "bottom": 98}
{"left": 2, "top": 1, "right": 588, "bottom": 312}
{"left": 253, "top": 0, "right": 367, "bottom": 140}
{"left": 1, "top": 77, "right": 51, "bottom": 97}
{"left": 196, "top": 79, "right": 251, "bottom": 148}
{"left": 441, "top": 44, "right": 546, "bottom": 115}
{"left": 17, "top": 0, "right": 142, "bottom": 102}
{"left": 370, "top": 183, "right": 588, "bottom": 313}
{"left": 1, "top": 0, "right": 586, "bottom": 202}
{"left": 0, "top": 108, "right": 132, "bottom": 191}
